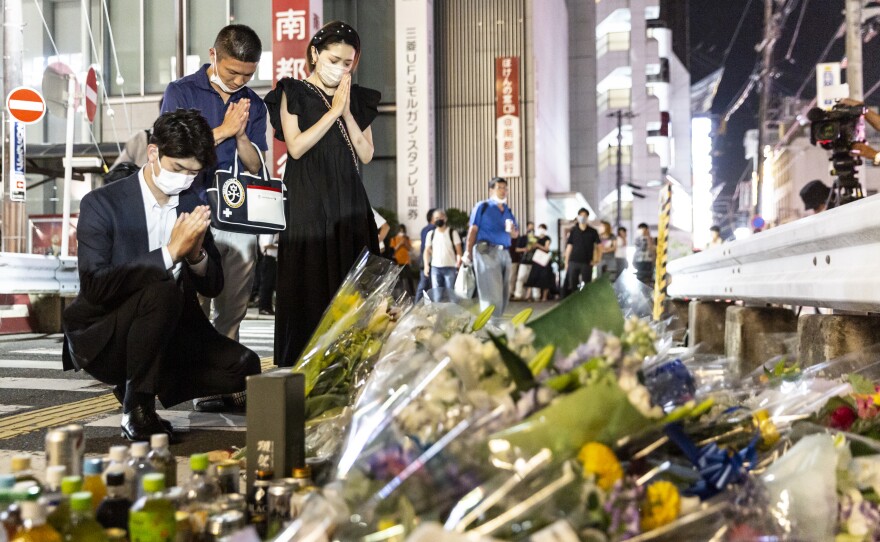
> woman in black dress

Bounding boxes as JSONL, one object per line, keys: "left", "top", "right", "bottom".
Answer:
{"left": 524, "top": 224, "right": 556, "bottom": 301}
{"left": 265, "top": 21, "right": 381, "bottom": 366}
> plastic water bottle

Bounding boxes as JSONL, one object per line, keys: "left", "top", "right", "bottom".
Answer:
{"left": 126, "top": 443, "right": 155, "bottom": 500}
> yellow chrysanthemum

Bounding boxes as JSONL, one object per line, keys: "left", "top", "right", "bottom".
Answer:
{"left": 577, "top": 442, "right": 623, "bottom": 491}
{"left": 640, "top": 480, "right": 681, "bottom": 531}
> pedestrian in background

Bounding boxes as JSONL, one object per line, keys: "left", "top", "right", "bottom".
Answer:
{"left": 464, "top": 177, "right": 519, "bottom": 318}
{"left": 510, "top": 221, "right": 533, "bottom": 300}
{"left": 258, "top": 234, "right": 278, "bottom": 316}
{"left": 391, "top": 224, "right": 415, "bottom": 296}
{"left": 598, "top": 221, "right": 617, "bottom": 279}
{"left": 414, "top": 208, "right": 438, "bottom": 301}
{"left": 423, "top": 209, "right": 462, "bottom": 299}
{"left": 614, "top": 226, "right": 628, "bottom": 279}
{"left": 707, "top": 225, "right": 724, "bottom": 248}
{"left": 524, "top": 224, "right": 554, "bottom": 301}
{"left": 265, "top": 20, "right": 381, "bottom": 367}
{"left": 161, "top": 24, "right": 267, "bottom": 346}
{"left": 634, "top": 222, "right": 655, "bottom": 286}
{"left": 563, "top": 208, "right": 600, "bottom": 294}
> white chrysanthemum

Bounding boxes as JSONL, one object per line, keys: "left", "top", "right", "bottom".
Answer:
{"left": 627, "top": 383, "right": 663, "bottom": 418}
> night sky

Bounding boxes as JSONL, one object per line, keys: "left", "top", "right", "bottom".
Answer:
{"left": 688, "top": 0, "right": 880, "bottom": 212}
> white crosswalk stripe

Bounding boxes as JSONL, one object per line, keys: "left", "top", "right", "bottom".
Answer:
{"left": 0, "top": 377, "right": 107, "bottom": 392}
{"left": 0, "top": 359, "right": 63, "bottom": 370}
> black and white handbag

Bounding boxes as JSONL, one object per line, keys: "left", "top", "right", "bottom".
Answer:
{"left": 207, "top": 142, "right": 287, "bottom": 234}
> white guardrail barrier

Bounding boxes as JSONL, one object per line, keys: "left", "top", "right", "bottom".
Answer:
{"left": 667, "top": 194, "right": 880, "bottom": 312}
{"left": 0, "top": 252, "right": 79, "bottom": 295}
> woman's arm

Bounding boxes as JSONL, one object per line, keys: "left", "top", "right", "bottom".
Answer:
{"left": 339, "top": 75, "right": 375, "bottom": 163}
{"left": 279, "top": 86, "right": 345, "bottom": 160}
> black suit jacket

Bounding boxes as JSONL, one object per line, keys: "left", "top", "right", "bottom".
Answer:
{"left": 62, "top": 172, "right": 223, "bottom": 371}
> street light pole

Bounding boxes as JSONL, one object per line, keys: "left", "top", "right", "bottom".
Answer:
{"left": 2, "top": 0, "right": 27, "bottom": 253}
{"left": 608, "top": 109, "right": 635, "bottom": 229}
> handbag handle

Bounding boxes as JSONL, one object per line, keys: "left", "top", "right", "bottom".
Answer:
{"left": 231, "top": 141, "right": 273, "bottom": 181}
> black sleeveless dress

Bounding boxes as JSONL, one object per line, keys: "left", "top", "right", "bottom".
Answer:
{"left": 265, "top": 78, "right": 381, "bottom": 367}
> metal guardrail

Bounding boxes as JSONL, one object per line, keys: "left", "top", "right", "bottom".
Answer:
{"left": 0, "top": 252, "right": 79, "bottom": 295}
{"left": 667, "top": 194, "right": 880, "bottom": 312}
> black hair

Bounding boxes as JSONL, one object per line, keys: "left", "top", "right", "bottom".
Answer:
{"left": 150, "top": 109, "right": 216, "bottom": 170}
{"left": 638, "top": 222, "right": 649, "bottom": 229}
{"left": 427, "top": 208, "right": 437, "bottom": 222}
{"left": 214, "top": 24, "right": 262, "bottom": 63}
{"left": 709, "top": 225, "right": 721, "bottom": 233}
{"left": 618, "top": 226, "right": 627, "bottom": 234}
{"left": 489, "top": 177, "right": 507, "bottom": 189}
{"left": 577, "top": 208, "right": 589, "bottom": 216}
{"left": 307, "top": 21, "right": 361, "bottom": 74}
{"left": 537, "top": 223, "right": 547, "bottom": 229}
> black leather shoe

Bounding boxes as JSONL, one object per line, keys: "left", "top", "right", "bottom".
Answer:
{"left": 193, "top": 391, "right": 246, "bottom": 413}
{"left": 113, "top": 386, "right": 174, "bottom": 433}
{"left": 121, "top": 405, "right": 172, "bottom": 441}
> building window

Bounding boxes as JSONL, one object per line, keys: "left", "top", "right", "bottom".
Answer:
{"left": 599, "top": 145, "right": 632, "bottom": 171}
{"left": 597, "top": 31, "right": 630, "bottom": 57}
{"left": 646, "top": 58, "right": 670, "bottom": 83}
{"left": 598, "top": 88, "right": 631, "bottom": 112}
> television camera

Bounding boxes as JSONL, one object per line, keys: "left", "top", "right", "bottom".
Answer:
{"left": 808, "top": 104, "right": 867, "bottom": 208}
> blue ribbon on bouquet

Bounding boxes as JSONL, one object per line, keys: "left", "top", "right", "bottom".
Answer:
{"left": 664, "top": 422, "right": 759, "bottom": 499}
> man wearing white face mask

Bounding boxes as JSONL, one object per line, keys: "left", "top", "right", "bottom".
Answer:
{"left": 464, "top": 177, "right": 520, "bottom": 318}
{"left": 61, "top": 110, "right": 261, "bottom": 441}
{"left": 161, "top": 25, "right": 267, "bottom": 367}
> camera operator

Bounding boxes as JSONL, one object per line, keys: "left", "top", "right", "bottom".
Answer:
{"left": 840, "top": 98, "right": 880, "bottom": 165}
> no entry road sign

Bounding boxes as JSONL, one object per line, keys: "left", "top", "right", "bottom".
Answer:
{"left": 6, "top": 87, "right": 47, "bottom": 124}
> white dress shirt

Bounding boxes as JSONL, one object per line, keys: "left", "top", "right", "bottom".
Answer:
{"left": 137, "top": 168, "right": 207, "bottom": 280}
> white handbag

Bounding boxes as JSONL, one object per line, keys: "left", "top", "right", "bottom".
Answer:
{"left": 454, "top": 264, "right": 476, "bottom": 298}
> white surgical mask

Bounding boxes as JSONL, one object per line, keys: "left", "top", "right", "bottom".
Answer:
{"left": 537, "top": 228, "right": 547, "bottom": 236}
{"left": 151, "top": 159, "right": 197, "bottom": 196}
{"left": 491, "top": 196, "right": 508, "bottom": 205}
{"left": 318, "top": 60, "right": 348, "bottom": 87}
{"left": 577, "top": 216, "right": 588, "bottom": 225}
{"left": 210, "top": 56, "right": 242, "bottom": 94}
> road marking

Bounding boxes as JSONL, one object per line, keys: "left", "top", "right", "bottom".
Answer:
{"left": 88, "top": 410, "right": 246, "bottom": 432}
{"left": 0, "top": 360, "right": 63, "bottom": 370}
{"left": 0, "top": 378, "right": 107, "bottom": 392}
{"left": 10, "top": 348, "right": 63, "bottom": 355}
{"left": 0, "top": 357, "right": 275, "bottom": 440}
{"left": 0, "top": 405, "right": 29, "bottom": 414}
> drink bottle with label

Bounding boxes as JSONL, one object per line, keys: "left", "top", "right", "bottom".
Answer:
{"left": 11, "top": 501, "right": 60, "bottom": 542}
{"left": 181, "top": 455, "right": 219, "bottom": 541}
{"left": 95, "top": 473, "right": 129, "bottom": 534}
{"left": 129, "top": 475, "right": 174, "bottom": 542}
{"left": 66, "top": 493, "right": 108, "bottom": 542}
{"left": 146, "top": 436, "right": 175, "bottom": 490}
{"left": 81, "top": 461, "right": 106, "bottom": 513}
{"left": 126, "top": 445, "right": 154, "bottom": 502}
{"left": 47, "top": 477, "right": 82, "bottom": 535}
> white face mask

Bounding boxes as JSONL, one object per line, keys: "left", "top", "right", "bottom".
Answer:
{"left": 151, "top": 158, "right": 197, "bottom": 196}
{"left": 536, "top": 228, "right": 547, "bottom": 236}
{"left": 210, "top": 55, "right": 243, "bottom": 94}
{"left": 318, "top": 60, "right": 348, "bottom": 87}
{"left": 577, "top": 216, "right": 588, "bottom": 225}
{"left": 491, "top": 196, "right": 507, "bottom": 205}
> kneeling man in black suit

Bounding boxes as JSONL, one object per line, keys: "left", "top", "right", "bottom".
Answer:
{"left": 62, "top": 109, "right": 261, "bottom": 440}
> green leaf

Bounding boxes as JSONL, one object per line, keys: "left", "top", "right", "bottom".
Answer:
{"left": 527, "top": 278, "right": 624, "bottom": 356}
{"left": 490, "top": 375, "right": 653, "bottom": 458}
{"left": 489, "top": 334, "right": 536, "bottom": 393}
{"left": 849, "top": 373, "right": 876, "bottom": 395}
{"left": 528, "top": 345, "right": 555, "bottom": 376}
{"left": 473, "top": 305, "right": 496, "bottom": 331}
{"left": 305, "top": 393, "right": 348, "bottom": 419}
{"left": 511, "top": 308, "right": 534, "bottom": 326}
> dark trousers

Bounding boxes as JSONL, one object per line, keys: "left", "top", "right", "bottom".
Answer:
{"left": 84, "top": 280, "right": 261, "bottom": 408}
{"left": 259, "top": 255, "right": 277, "bottom": 311}
{"left": 565, "top": 262, "right": 593, "bottom": 294}
{"left": 635, "top": 261, "right": 655, "bottom": 286}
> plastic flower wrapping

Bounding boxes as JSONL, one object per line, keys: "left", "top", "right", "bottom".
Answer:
{"left": 274, "top": 273, "right": 880, "bottom": 542}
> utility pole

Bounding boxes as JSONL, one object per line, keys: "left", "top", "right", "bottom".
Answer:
{"left": 2, "top": 0, "right": 27, "bottom": 253}
{"left": 846, "top": 0, "right": 864, "bottom": 101}
{"left": 608, "top": 109, "right": 635, "bottom": 229}
{"left": 755, "top": 0, "right": 778, "bottom": 219}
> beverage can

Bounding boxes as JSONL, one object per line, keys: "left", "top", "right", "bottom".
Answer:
{"left": 208, "top": 510, "right": 246, "bottom": 539}
{"left": 267, "top": 483, "right": 293, "bottom": 523}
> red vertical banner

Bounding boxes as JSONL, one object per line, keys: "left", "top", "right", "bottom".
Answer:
{"left": 272, "top": 0, "right": 323, "bottom": 178}
{"left": 495, "top": 56, "right": 521, "bottom": 178}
